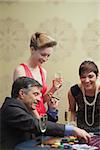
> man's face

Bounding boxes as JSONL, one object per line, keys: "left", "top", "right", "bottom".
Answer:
{"left": 19, "top": 86, "right": 42, "bottom": 108}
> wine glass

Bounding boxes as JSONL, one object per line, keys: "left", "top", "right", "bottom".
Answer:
{"left": 54, "top": 72, "right": 62, "bottom": 97}
{"left": 55, "top": 72, "right": 62, "bottom": 80}
{"left": 39, "top": 114, "right": 48, "bottom": 147}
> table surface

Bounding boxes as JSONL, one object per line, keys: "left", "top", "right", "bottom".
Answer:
{"left": 15, "top": 135, "right": 100, "bottom": 150}
{"left": 89, "top": 135, "right": 100, "bottom": 149}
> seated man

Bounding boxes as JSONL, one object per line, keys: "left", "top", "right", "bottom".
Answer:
{"left": 0, "top": 77, "right": 91, "bottom": 150}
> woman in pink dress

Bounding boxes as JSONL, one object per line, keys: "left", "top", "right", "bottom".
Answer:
{"left": 13, "top": 32, "right": 62, "bottom": 121}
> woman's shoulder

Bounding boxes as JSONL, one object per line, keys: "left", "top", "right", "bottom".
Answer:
{"left": 13, "top": 64, "right": 26, "bottom": 81}
{"left": 14, "top": 64, "right": 26, "bottom": 73}
{"left": 97, "top": 83, "right": 100, "bottom": 92}
{"left": 70, "top": 84, "right": 81, "bottom": 96}
{"left": 39, "top": 66, "right": 47, "bottom": 76}
{"left": 41, "top": 67, "right": 46, "bottom": 73}
{"left": 70, "top": 83, "right": 80, "bottom": 90}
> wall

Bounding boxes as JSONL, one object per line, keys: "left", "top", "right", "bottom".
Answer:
{"left": 0, "top": 0, "right": 100, "bottom": 123}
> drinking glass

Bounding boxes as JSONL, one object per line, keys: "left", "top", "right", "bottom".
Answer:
{"left": 39, "top": 114, "right": 48, "bottom": 147}
{"left": 55, "top": 72, "right": 62, "bottom": 80}
{"left": 54, "top": 72, "right": 62, "bottom": 97}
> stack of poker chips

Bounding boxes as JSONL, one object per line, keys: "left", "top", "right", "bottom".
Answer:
{"left": 60, "top": 136, "right": 79, "bottom": 149}
{"left": 51, "top": 136, "right": 80, "bottom": 149}
{"left": 61, "top": 136, "right": 79, "bottom": 145}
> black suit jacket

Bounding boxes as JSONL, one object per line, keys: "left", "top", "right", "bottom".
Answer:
{"left": 0, "top": 97, "right": 65, "bottom": 150}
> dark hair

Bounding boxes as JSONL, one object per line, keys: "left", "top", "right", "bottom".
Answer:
{"left": 30, "top": 32, "right": 57, "bottom": 50}
{"left": 11, "top": 77, "right": 42, "bottom": 98}
{"left": 79, "top": 60, "right": 99, "bottom": 77}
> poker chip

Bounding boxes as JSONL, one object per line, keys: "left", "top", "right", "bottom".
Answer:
{"left": 60, "top": 136, "right": 79, "bottom": 145}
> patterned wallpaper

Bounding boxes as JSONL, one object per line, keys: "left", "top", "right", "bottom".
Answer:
{"left": 0, "top": 0, "right": 100, "bottom": 122}
{"left": 0, "top": 17, "right": 29, "bottom": 62}
{"left": 37, "top": 17, "right": 77, "bottom": 62}
{"left": 82, "top": 19, "right": 100, "bottom": 60}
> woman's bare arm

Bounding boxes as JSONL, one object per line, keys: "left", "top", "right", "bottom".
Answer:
{"left": 68, "top": 89, "right": 76, "bottom": 122}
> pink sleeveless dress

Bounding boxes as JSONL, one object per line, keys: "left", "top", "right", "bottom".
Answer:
{"left": 20, "top": 63, "right": 47, "bottom": 116}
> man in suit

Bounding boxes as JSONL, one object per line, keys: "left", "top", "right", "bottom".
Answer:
{"left": 0, "top": 77, "right": 91, "bottom": 150}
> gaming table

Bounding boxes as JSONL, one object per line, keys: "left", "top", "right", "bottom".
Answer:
{"left": 15, "top": 134, "right": 100, "bottom": 150}
{"left": 89, "top": 135, "right": 100, "bottom": 149}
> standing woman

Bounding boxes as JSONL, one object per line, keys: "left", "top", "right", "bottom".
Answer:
{"left": 13, "top": 32, "right": 62, "bottom": 121}
{"left": 68, "top": 60, "right": 100, "bottom": 133}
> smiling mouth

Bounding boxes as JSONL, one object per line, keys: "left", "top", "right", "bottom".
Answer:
{"left": 40, "top": 61, "right": 44, "bottom": 64}
{"left": 84, "top": 85, "right": 93, "bottom": 89}
{"left": 85, "top": 83, "right": 91, "bottom": 86}
{"left": 39, "top": 59, "right": 45, "bottom": 63}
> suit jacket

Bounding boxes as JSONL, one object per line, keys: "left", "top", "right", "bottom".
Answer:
{"left": 0, "top": 97, "right": 65, "bottom": 150}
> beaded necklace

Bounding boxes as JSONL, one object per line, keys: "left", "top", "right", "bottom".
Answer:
{"left": 82, "top": 86, "right": 98, "bottom": 126}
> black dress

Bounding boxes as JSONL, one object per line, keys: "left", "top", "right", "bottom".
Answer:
{"left": 71, "top": 84, "right": 100, "bottom": 132}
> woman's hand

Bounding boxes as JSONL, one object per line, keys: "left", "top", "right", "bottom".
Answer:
{"left": 52, "top": 77, "right": 63, "bottom": 90}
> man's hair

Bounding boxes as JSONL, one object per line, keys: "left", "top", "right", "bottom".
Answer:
{"left": 79, "top": 60, "right": 99, "bottom": 77}
{"left": 11, "top": 77, "right": 42, "bottom": 98}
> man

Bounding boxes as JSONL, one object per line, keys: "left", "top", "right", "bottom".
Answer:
{"left": 0, "top": 77, "right": 91, "bottom": 150}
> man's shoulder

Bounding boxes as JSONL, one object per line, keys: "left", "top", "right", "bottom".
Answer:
{"left": 1, "top": 97, "right": 26, "bottom": 110}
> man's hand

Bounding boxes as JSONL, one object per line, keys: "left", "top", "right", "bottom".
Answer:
{"left": 73, "top": 126, "right": 91, "bottom": 143}
{"left": 48, "top": 97, "right": 59, "bottom": 109}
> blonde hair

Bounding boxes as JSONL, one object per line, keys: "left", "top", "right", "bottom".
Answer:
{"left": 30, "top": 32, "right": 57, "bottom": 50}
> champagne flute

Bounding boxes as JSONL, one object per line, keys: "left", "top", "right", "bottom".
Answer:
{"left": 55, "top": 72, "right": 62, "bottom": 80}
{"left": 39, "top": 114, "right": 48, "bottom": 147}
{"left": 54, "top": 72, "right": 62, "bottom": 97}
